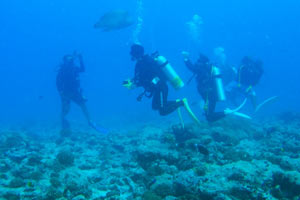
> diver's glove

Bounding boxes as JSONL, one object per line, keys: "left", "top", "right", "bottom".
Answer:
{"left": 122, "top": 79, "right": 136, "bottom": 90}
{"left": 182, "top": 51, "right": 190, "bottom": 61}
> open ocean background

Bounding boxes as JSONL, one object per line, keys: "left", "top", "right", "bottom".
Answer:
{"left": 0, "top": 0, "right": 299, "bottom": 128}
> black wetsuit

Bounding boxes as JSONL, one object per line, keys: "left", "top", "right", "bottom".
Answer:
{"left": 56, "top": 56, "right": 93, "bottom": 133}
{"left": 133, "top": 55, "right": 183, "bottom": 116}
{"left": 237, "top": 58, "right": 263, "bottom": 87}
{"left": 185, "top": 59, "right": 225, "bottom": 122}
{"left": 228, "top": 57, "right": 263, "bottom": 108}
{"left": 56, "top": 60, "right": 86, "bottom": 114}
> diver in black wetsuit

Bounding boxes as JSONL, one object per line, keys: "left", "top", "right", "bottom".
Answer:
{"left": 56, "top": 53, "right": 95, "bottom": 133}
{"left": 182, "top": 52, "right": 228, "bottom": 122}
{"left": 124, "top": 44, "right": 184, "bottom": 116}
{"left": 227, "top": 56, "right": 264, "bottom": 110}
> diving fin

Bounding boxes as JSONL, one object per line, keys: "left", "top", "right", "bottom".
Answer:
{"left": 232, "top": 112, "right": 252, "bottom": 119}
{"left": 177, "top": 106, "right": 185, "bottom": 129}
{"left": 232, "top": 98, "right": 248, "bottom": 113}
{"left": 255, "top": 96, "right": 278, "bottom": 113}
{"left": 89, "top": 122, "right": 109, "bottom": 134}
{"left": 224, "top": 108, "right": 251, "bottom": 119}
{"left": 182, "top": 98, "right": 201, "bottom": 125}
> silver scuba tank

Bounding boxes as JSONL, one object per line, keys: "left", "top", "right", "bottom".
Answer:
{"left": 212, "top": 66, "right": 226, "bottom": 101}
{"left": 155, "top": 55, "right": 184, "bottom": 90}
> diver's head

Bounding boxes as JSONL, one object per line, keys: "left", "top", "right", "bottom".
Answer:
{"left": 63, "top": 55, "right": 74, "bottom": 65}
{"left": 241, "top": 56, "right": 263, "bottom": 68}
{"left": 130, "top": 44, "right": 144, "bottom": 60}
{"left": 193, "top": 14, "right": 203, "bottom": 24}
{"left": 197, "top": 54, "right": 210, "bottom": 66}
{"left": 241, "top": 56, "right": 252, "bottom": 66}
{"left": 241, "top": 56, "right": 263, "bottom": 70}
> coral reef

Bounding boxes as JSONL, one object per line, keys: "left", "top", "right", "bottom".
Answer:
{"left": 0, "top": 113, "right": 300, "bottom": 199}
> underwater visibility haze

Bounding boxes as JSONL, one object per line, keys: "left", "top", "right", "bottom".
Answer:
{"left": 0, "top": 0, "right": 300, "bottom": 199}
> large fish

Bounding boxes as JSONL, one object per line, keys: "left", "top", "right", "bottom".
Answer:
{"left": 94, "top": 9, "right": 134, "bottom": 31}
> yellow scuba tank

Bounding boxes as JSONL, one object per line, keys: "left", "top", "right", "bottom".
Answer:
{"left": 155, "top": 55, "right": 184, "bottom": 90}
{"left": 212, "top": 66, "right": 226, "bottom": 101}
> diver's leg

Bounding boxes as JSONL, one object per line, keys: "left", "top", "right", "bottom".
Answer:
{"left": 159, "top": 101, "right": 184, "bottom": 116}
{"left": 248, "top": 90, "right": 257, "bottom": 110}
{"left": 73, "top": 92, "right": 91, "bottom": 124}
{"left": 152, "top": 88, "right": 161, "bottom": 111}
{"left": 79, "top": 102, "right": 91, "bottom": 125}
{"left": 73, "top": 93, "right": 108, "bottom": 133}
{"left": 205, "top": 98, "right": 225, "bottom": 122}
{"left": 61, "top": 95, "right": 71, "bottom": 130}
{"left": 158, "top": 83, "right": 183, "bottom": 116}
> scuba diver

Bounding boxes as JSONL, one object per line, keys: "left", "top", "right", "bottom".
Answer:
{"left": 56, "top": 53, "right": 104, "bottom": 134}
{"left": 124, "top": 44, "right": 183, "bottom": 116}
{"left": 227, "top": 56, "right": 264, "bottom": 110}
{"left": 213, "top": 47, "right": 237, "bottom": 87}
{"left": 182, "top": 51, "right": 242, "bottom": 122}
{"left": 124, "top": 44, "right": 199, "bottom": 124}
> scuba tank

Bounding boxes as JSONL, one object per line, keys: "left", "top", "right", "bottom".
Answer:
{"left": 155, "top": 55, "right": 184, "bottom": 90}
{"left": 212, "top": 66, "right": 226, "bottom": 101}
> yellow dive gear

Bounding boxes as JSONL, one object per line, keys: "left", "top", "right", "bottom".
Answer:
{"left": 155, "top": 55, "right": 184, "bottom": 90}
{"left": 246, "top": 85, "right": 253, "bottom": 93}
{"left": 123, "top": 79, "right": 136, "bottom": 90}
{"left": 176, "top": 98, "right": 200, "bottom": 127}
{"left": 182, "top": 98, "right": 201, "bottom": 125}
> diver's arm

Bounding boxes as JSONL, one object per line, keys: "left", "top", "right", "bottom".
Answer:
{"left": 132, "top": 63, "right": 142, "bottom": 86}
{"left": 184, "top": 59, "right": 198, "bottom": 73}
{"left": 182, "top": 51, "right": 198, "bottom": 73}
{"left": 123, "top": 65, "right": 139, "bottom": 90}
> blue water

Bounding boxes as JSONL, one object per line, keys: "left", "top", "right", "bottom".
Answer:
{"left": 0, "top": 0, "right": 299, "bottom": 127}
